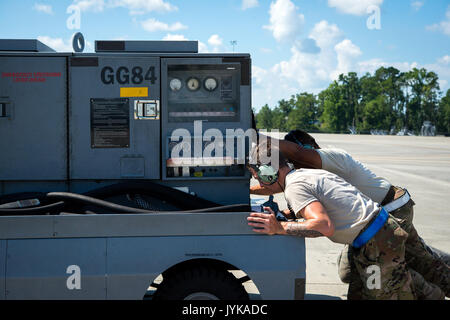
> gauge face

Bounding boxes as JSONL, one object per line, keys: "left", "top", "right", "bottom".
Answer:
{"left": 186, "top": 77, "right": 200, "bottom": 91}
{"left": 169, "top": 78, "right": 182, "bottom": 92}
{"left": 204, "top": 77, "right": 218, "bottom": 91}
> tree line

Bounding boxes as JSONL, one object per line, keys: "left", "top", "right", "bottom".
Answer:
{"left": 255, "top": 66, "right": 450, "bottom": 135}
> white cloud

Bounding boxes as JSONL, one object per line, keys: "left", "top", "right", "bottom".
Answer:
{"left": 110, "top": 0, "right": 177, "bottom": 15}
{"left": 426, "top": 6, "right": 450, "bottom": 36}
{"left": 163, "top": 34, "right": 188, "bottom": 41}
{"left": 198, "top": 41, "right": 209, "bottom": 53}
{"left": 424, "top": 55, "right": 450, "bottom": 91}
{"left": 37, "top": 36, "right": 73, "bottom": 52}
{"left": 356, "top": 59, "right": 418, "bottom": 75}
{"left": 206, "top": 34, "right": 226, "bottom": 53}
{"left": 252, "top": 64, "right": 299, "bottom": 108}
{"left": 33, "top": 3, "right": 53, "bottom": 14}
{"left": 252, "top": 65, "right": 268, "bottom": 86}
{"left": 309, "top": 20, "right": 343, "bottom": 48}
{"left": 253, "top": 20, "right": 349, "bottom": 108}
{"left": 355, "top": 55, "right": 450, "bottom": 92}
{"left": 72, "top": 0, "right": 105, "bottom": 12}
{"left": 252, "top": 46, "right": 450, "bottom": 110}
{"left": 37, "top": 35, "right": 94, "bottom": 52}
{"left": 141, "top": 18, "right": 187, "bottom": 32}
{"left": 195, "top": 35, "right": 234, "bottom": 53}
{"left": 437, "top": 55, "right": 450, "bottom": 65}
{"left": 263, "top": 0, "right": 305, "bottom": 42}
{"left": 157, "top": 35, "right": 222, "bottom": 54}
{"left": 72, "top": 0, "right": 177, "bottom": 14}
{"left": 242, "top": 0, "right": 259, "bottom": 10}
{"left": 411, "top": 1, "right": 424, "bottom": 11}
{"left": 328, "top": 0, "right": 383, "bottom": 16}
{"left": 332, "top": 39, "right": 363, "bottom": 79}
{"left": 208, "top": 34, "right": 223, "bottom": 47}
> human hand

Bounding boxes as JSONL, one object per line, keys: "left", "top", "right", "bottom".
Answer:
{"left": 247, "top": 206, "right": 285, "bottom": 235}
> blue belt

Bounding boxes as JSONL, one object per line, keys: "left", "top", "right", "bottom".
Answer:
{"left": 352, "top": 207, "right": 389, "bottom": 249}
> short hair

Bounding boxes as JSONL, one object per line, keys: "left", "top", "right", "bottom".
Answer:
{"left": 249, "top": 138, "right": 288, "bottom": 171}
{"left": 284, "top": 129, "right": 320, "bottom": 149}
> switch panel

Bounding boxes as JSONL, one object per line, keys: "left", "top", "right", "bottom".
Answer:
{"left": 134, "top": 100, "right": 159, "bottom": 120}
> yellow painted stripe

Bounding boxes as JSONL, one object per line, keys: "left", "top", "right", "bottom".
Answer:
{"left": 120, "top": 87, "right": 148, "bottom": 97}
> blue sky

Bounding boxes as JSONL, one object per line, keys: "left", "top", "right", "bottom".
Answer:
{"left": 1, "top": 0, "right": 449, "bottom": 110}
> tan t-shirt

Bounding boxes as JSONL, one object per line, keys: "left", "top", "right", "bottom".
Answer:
{"left": 316, "top": 148, "right": 391, "bottom": 204}
{"left": 284, "top": 169, "right": 380, "bottom": 244}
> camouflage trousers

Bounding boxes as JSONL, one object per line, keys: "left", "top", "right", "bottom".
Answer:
{"left": 342, "top": 199, "right": 449, "bottom": 299}
{"left": 352, "top": 214, "right": 416, "bottom": 299}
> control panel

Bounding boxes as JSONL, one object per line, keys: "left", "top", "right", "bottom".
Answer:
{"left": 161, "top": 58, "right": 251, "bottom": 182}
{"left": 167, "top": 64, "right": 240, "bottom": 123}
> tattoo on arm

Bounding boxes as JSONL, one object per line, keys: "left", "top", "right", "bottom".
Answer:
{"left": 285, "top": 221, "right": 324, "bottom": 238}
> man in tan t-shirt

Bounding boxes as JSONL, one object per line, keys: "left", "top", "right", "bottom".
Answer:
{"left": 250, "top": 130, "right": 448, "bottom": 300}
{"left": 247, "top": 142, "right": 416, "bottom": 299}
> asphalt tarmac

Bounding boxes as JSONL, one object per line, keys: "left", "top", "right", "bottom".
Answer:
{"left": 250, "top": 133, "right": 450, "bottom": 300}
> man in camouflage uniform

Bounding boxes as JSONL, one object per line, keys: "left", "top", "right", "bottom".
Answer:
{"left": 351, "top": 214, "right": 416, "bottom": 299}
{"left": 339, "top": 240, "right": 447, "bottom": 300}
{"left": 251, "top": 130, "right": 449, "bottom": 299}
{"left": 340, "top": 193, "right": 448, "bottom": 300}
{"left": 248, "top": 142, "right": 417, "bottom": 299}
{"left": 282, "top": 130, "right": 449, "bottom": 299}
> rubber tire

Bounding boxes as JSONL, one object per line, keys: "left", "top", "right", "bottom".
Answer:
{"left": 152, "top": 266, "right": 249, "bottom": 300}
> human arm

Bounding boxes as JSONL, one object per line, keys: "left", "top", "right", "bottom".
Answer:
{"left": 282, "top": 201, "right": 334, "bottom": 237}
{"left": 254, "top": 133, "right": 321, "bottom": 169}
{"left": 247, "top": 202, "right": 334, "bottom": 238}
{"left": 250, "top": 184, "right": 277, "bottom": 195}
{"left": 281, "top": 208, "right": 296, "bottom": 220}
{"left": 279, "top": 140, "right": 322, "bottom": 169}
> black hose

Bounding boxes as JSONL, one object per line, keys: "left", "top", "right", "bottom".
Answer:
{"left": 0, "top": 181, "right": 223, "bottom": 215}
{"left": 83, "top": 181, "right": 220, "bottom": 210}
{"left": 0, "top": 189, "right": 250, "bottom": 215}
{"left": 0, "top": 182, "right": 219, "bottom": 210}
{"left": 46, "top": 192, "right": 250, "bottom": 214}
{"left": 46, "top": 192, "right": 156, "bottom": 214}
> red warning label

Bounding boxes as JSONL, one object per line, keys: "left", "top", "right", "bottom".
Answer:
{"left": 1, "top": 72, "right": 62, "bottom": 83}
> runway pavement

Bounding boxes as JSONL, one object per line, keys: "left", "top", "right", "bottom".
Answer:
{"left": 250, "top": 133, "right": 450, "bottom": 300}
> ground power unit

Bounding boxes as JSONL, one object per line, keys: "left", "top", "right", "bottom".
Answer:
{"left": 0, "top": 39, "right": 306, "bottom": 300}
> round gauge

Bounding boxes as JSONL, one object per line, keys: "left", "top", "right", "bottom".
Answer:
{"left": 186, "top": 77, "right": 200, "bottom": 91}
{"left": 204, "top": 77, "right": 218, "bottom": 91}
{"left": 169, "top": 78, "right": 182, "bottom": 92}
